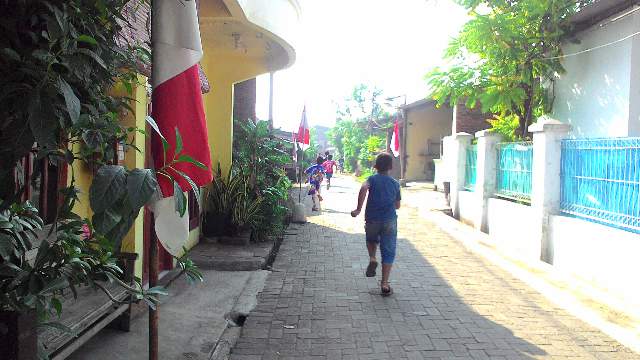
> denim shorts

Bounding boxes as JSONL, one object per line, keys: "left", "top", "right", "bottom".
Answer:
{"left": 365, "top": 219, "right": 397, "bottom": 264}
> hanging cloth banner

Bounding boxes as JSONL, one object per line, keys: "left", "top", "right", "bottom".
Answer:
{"left": 150, "top": 0, "right": 212, "bottom": 256}
{"left": 296, "top": 106, "right": 310, "bottom": 151}
{"left": 391, "top": 117, "right": 400, "bottom": 158}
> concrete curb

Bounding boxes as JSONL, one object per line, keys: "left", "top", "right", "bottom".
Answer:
{"left": 421, "top": 208, "right": 640, "bottom": 354}
{"left": 209, "top": 270, "right": 270, "bottom": 360}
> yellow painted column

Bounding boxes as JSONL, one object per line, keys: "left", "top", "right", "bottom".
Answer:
{"left": 201, "top": 78, "right": 234, "bottom": 174}
{"left": 119, "top": 75, "right": 148, "bottom": 279}
{"left": 69, "top": 75, "right": 148, "bottom": 279}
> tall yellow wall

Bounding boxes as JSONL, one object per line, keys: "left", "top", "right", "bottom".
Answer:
{"left": 119, "top": 75, "right": 148, "bottom": 279}
{"left": 405, "top": 105, "right": 453, "bottom": 181}
{"left": 70, "top": 75, "right": 148, "bottom": 279}
{"left": 200, "top": 44, "right": 267, "bottom": 173}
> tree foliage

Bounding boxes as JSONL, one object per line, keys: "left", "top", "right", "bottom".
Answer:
{"left": 427, "top": 0, "right": 593, "bottom": 139}
{"left": 329, "top": 84, "right": 393, "bottom": 173}
{"left": 0, "top": 0, "right": 203, "bottom": 326}
{"left": 230, "top": 119, "right": 292, "bottom": 240}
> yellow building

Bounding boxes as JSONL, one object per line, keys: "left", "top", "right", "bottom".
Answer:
{"left": 401, "top": 100, "right": 452, "bottom": 181}
{"left": 199, "top": 0, "right": 300, "bottom": 173}
{"left": 70, "top": 0, "right": 300, "bottom": 280}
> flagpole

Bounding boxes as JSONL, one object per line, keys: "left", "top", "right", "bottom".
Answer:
{"left": 149, "top": 1, "right": 159, "bottom": 359}
{"left": 299, "top": 148, "right": 304, "bottom": 203}
{"left": 149, "top": 223, "right": 159, "bottom": 360}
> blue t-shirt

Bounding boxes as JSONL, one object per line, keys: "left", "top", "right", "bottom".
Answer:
{"left": 305, "top": 164, "right": 325, "bottom": 185}
{"left": 365, "top": 173, "right": 401, "bottom": 223}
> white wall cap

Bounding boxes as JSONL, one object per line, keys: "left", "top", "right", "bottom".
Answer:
{"left": 528, "top": 116, "right": 572, "bottom": 133}
{"left": 475, "top": 129, "right": 502, "bottom": 139}
{"left": 453, "top": 132, "right": 473, "bottom": 139}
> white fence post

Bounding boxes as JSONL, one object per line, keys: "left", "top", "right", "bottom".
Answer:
{"left": 450, "top": 132, "right": 473, "bottom": 219}
{"left": 529, "top": 118, "right": 571, "bottom": 264}
{"left": 474, "top": 130, "right": 502, "bottom": 232}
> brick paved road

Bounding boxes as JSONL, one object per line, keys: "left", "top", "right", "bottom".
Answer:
{"left": 231, "top": 176, "right": 639, "bottom": 360}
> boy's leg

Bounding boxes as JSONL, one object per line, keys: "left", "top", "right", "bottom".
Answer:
{"left": 367, "top": 241, "right": 377, "bottom": 262}
{"left": 379, "top": 220, "right": 398, "bottom": 291}
{"left": 365, "top": 223, "right": 380, "bottom": 277}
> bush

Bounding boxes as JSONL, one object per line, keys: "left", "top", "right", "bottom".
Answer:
{"left": 203, "top": 167, "right": 262, "bottom": 237}
{"left": 232, "top": 119, "right": 293, "bottom": 241}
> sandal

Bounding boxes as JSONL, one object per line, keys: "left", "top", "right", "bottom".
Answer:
{"left": 381, "top": 282, "right": 393, "bottom": 297}
{"left": 365, "top": 261, "right": 378, "bottom": 277}
{"left": 312, "top": 207, "right": 319, "bottom": 211}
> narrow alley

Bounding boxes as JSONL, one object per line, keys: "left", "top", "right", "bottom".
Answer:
{"left": 231, "top": 175, "right": 639, "bottom": 360}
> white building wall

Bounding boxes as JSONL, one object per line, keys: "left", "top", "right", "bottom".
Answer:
{"left": 550, "top": 215, "right": 640, "bottom": 309}
{"left": 486, "top": 198, "right": 539, "bottom": 262}
{"left": 458, "top": 190, "right": 479, "bottom": 227}
{"left": 553, "top": 12, "right": 638, "bottom": 138}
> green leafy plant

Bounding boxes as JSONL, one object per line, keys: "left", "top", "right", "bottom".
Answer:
{"left": 427, "top": 0, "right": 594, "bottom": 139}
{"left": 0, "top": 0, "right": 205, "bottom": 347}
{"left": 329, "top": 84, "right": 394, "bottom": 173}
{"left": 233, "top": 119, "right": 292, "bottom": 240}
{"left": 203, "top": 167, "right": 262, "bottom": 237}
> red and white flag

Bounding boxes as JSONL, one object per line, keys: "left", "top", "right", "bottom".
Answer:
{"left": 291, "top": 131, "right": 298, "bottom": 162}
{"left": 150, "top": 0, "right": 212, "bottom": 255}
{"left": 296, "top": 106, "right": 310, "bottom": 150}
{"left": 391, "top": 117, "right": 400, "bottom": 157}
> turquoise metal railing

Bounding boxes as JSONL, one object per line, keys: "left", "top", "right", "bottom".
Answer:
{"left": 560, "top": 137, "right": 640, "bottom": 233}
{"left": 464, "top": 144, "right": 477, "bottom": 191}
{"left": 495, "top": 142, "right": 533, "bottom": 201}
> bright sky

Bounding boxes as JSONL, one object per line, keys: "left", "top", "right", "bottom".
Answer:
{"left": 256, "top": 0, "right": 469, "bottom": 131}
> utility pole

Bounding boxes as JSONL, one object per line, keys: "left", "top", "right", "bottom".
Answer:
{"left": 149, "top": 1, "right": 159, "bottom": 359}
{"left": 268, "top": 72, "right": 274, "bottom": 130}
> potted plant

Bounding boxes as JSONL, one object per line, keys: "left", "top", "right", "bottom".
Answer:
{"left": 203, "top": 168, "right": 262, "bottom": 245}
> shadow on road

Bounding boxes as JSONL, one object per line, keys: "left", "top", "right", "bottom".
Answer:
{"left": 235, "top": 205, "right": 549, "bottom": 358}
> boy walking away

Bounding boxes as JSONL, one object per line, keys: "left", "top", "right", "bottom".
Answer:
{"left": 305, "top": 156, "right": 326, "bottom": 211}
{"left": 322, "top": 154, "right": 337, "bottom": 189}
{"left": 351, "top": 153, "right": 401, "bottom": 296}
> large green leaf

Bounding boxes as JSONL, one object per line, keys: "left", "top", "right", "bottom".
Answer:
{"left": 173, "top": 181, "right": 186, "bottom": 217}
{"left": 28, "top": 97, "right": 57, "bottom": 148}
{"left": 106, "top": 214, "right": 134, "bottom": 252}
{"left": 89, "top": 165, "right": 126, "bottom": 213}
{"left": 76, "top": 34, "right": 97, "bottom": 46}
{"left": 55, "top": 77, "right": 80, "bottom": 124}
{"left": 92, "top": 209, "right": 122, "bottom": 235}
{"left": 174, "top": 127, "right": 183, "bottom": 157}
{"left": 0, "top": 233, "right": 15, "bottom": 261}
{"left": 77, "top": 48, "right": 107, "bottom": 69}
{"left": 175, "top": 170, "right": 201, "bottom": 210}
{"left": 126, "top": 168, "right": 158, "bottom": 209}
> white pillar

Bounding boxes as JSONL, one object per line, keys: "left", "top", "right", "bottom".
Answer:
{"left": 474, "top": 130, "right": 502, "bottom": 232}
{"left": 529, "top": 118, "right": 571, "bottom": 264}
{"left": 450, "top": 133, "right": 473, "bottom": 219}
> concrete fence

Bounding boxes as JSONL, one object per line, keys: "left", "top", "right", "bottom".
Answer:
{"left": 440, "top": 117, "right": 640, "bottom": 309}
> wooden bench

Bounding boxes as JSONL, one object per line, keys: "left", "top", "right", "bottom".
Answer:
{"left": 37, "top": 252, "right": 137, "bottom": 359}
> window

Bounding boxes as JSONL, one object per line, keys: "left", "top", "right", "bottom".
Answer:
{"left": 16, "top": 150, "right": 65, "bottom": 225}
{"left": 187, "top": 189, "right": 199, "bottom": 230}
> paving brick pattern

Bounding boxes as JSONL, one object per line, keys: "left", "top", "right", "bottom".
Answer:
{"left": 231, "top": 178, "right": 639, "bottom": 360}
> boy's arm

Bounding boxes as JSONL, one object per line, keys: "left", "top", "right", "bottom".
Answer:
{"left": 395, "top": 185, "right": 401, "bottom": 209}
{"left": 351, "top": 181, "right": 369, "bottom": 217}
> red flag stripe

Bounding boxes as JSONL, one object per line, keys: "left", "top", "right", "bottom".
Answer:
{"left": 152, "top": 64, "right": 212, "bottom": 196}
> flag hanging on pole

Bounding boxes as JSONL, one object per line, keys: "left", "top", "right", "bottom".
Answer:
{"left": 150, "top": 0, "right": 212, "bottom": 256}
{"left": 391, "top": 117, "right": 400, "bottom": 157}
{"left": 296, "top": 106, "right": 310, "bottom": 151}
{"left": 291, "top": 131, "right": 298, "bottom": 163}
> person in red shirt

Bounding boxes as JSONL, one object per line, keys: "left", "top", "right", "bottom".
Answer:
{"left": 322, "top": 154, "right": 337, "bottom": 189}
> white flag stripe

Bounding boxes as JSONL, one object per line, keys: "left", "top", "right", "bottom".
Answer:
{"left": 391, "top": 131, "right": 399, "bottom": 157}
{"left": 151, "top": 195, "right": 189, "bottom": 257}
{"left": 152, "top": 0, "right": 203, "bottom": 86}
